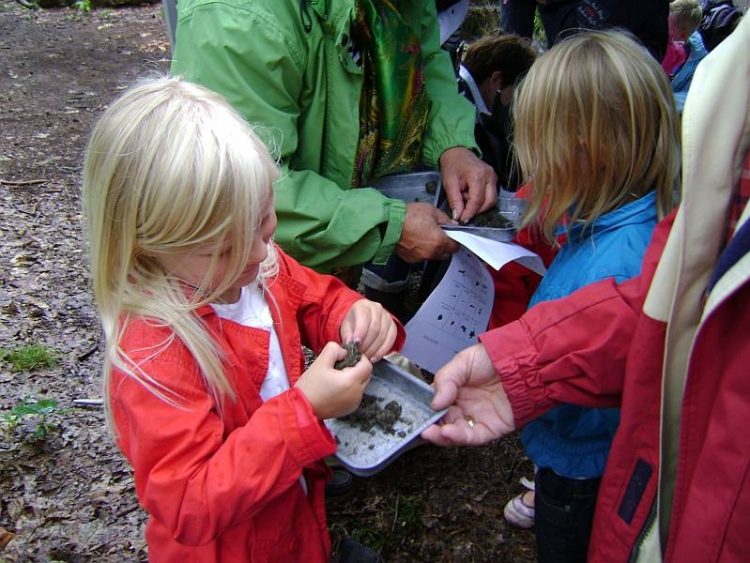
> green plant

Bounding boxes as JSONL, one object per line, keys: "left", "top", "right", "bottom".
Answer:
{"left": 72, "top": 0, "right": 92, "bottom": 13}
{"left": 1, "top": 398, "right": 68, "bottom": 440}
{"left": 0, "top": 344, "right": 58, "bottom": 372}
{"left": 333, "top": 493, "right": 425, "bottom": 554}
{"left": 462, "top": 1, "right": 500, "bottom": 40}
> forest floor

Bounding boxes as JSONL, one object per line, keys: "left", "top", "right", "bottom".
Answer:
{"left": 0, "top": 3, "right": 535, "bottom": 561}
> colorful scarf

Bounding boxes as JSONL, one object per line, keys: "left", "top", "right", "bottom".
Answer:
{"left": 351, "top": 0, "right": 431, "bottom": 187}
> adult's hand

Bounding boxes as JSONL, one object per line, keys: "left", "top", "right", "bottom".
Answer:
{"left": 395, "top": 202, "right": 459, "bottom": 263}
{"left": 439, "top": 147, "right": 497, "bottom": 224}
{"left": 421, "top": 343, "right": 515, "bottom": 446}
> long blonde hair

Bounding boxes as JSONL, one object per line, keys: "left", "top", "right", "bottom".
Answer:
{"left": 82, "top": 76, "right": 279, "bottom": 413}
{"left": 514, "top": 30, "right": 681, "bottom": 241}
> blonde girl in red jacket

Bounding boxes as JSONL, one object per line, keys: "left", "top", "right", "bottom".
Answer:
{"left": 81, "top": 76, "right": 402, "bottom": 563}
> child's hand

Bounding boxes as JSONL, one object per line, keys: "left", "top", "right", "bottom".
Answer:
{"left": 295, "top": 342, "right": 372, "bottom": 420}
{"left": 339, "top": 299, "right": 398, "bottom": 362}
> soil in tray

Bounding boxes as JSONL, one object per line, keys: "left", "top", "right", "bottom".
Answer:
{"left": 470, "top": 209, "right": 516, "bottom": 229}
{"left": 339, "top": 394, "right": 406, "bottom": 436}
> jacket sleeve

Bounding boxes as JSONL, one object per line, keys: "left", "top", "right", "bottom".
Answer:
{"left": 416, "top": 2, "right": 480, "bottom": 166}
{"left": 480, "top": 213, "right": 674, "bottom": 427}
{"left": 111, "top": 348, "right": 336, "bottom": 546}
{"left": 276, "top": 249, "right": 406, "bottom": 353}
{"left": 171, "top": 3, "right": 406, "bottom": 272}
{"left": 274, "top": 169, "right": 406, "bottom": 271}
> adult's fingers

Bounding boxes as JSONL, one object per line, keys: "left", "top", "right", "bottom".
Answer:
{"left": 436, "top": 419, "right": 496, "bottom": 445}
{"left": 421, "top": 407, "right": 493, "bottom": 446}
{"left": 398, "top": 203, "right": 460, "bottom": 262}
{"left": 459, "top": 175, "right": 497, "bottom": 224}
{"left": 430, "top": 372, "right": 461, "bottom": 411}
{"left": 421, "top": 423, "right": 451, "bottom": 445}
{"left": 442, "top": 174, "right": 465, "bottom": 222}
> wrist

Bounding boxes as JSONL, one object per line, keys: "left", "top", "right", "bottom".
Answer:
{"left": 440, "top": 146, "right": 479, "bottom": 166}
{"left": 294, "top": 380, "right": 324, "bottom": 419}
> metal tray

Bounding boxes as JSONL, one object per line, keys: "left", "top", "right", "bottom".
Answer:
{"left": 372, "top": 170, "right": 441, "bottom": 206}
{"left": 441, "top": 196, "right": 526, "bottom": 242}
{"left": 325, "top": 359, "right": 447, "bottom": 477}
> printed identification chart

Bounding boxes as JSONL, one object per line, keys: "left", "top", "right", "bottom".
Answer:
{"left": 402, "top": 249, "right": 493, "bottom": 374}
{"left": 403, "top": 232, "right": 546, "bottom": 374}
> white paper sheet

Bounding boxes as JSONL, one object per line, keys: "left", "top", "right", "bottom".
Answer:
{"left": 402, "top": 249, "right": 493, "bottom": 374}
{"left": 444, "top": 230, "right": 547, "bottom": 274}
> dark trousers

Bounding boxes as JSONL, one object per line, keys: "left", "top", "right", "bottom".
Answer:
{"left": 362, "top": 254, "right": 415, "bottom": 323}
{"left": 534, "top": 467, "right": 601, "bottom": 563}
{"left": 499, "top": 0, "right": 537, "bottom": 38}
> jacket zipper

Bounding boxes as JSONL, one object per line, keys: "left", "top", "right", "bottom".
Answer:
{"left": 628, "top": 499, "right": 659, "bottom": 563}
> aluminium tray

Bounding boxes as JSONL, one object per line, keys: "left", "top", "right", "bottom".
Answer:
{"left": 325, "top": 359, "right": 447, "bottom": 477}
{"left": 372, "top": 170, "right": 441, "bottom": 206}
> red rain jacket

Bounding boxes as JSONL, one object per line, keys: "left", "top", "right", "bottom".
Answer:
{"left": 481, "top": 19, "right": 750, "bottom": 558}
{"left": 111, "top": 249, "right": 403, "bottom": 562}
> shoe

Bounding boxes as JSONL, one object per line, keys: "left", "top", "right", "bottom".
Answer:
{"left": 326, "top": 467, "right": 354, "bottom": 497}
{"left": 503, "top": 477, "right": 535, "bottom": 529}
{"left": 335, "top": 537, "right": 384, "bottom": 563}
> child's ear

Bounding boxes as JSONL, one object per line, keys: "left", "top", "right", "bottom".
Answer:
{"left": 489, "top": 70, "right": 504, "bottom": 93}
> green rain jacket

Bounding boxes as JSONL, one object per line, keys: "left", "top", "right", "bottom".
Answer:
{"left": 171, "top": 0, "right": 478, "bottom": 273}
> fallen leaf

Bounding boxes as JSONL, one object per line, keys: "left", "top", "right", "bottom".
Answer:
{"left": 0, "top": 527, "right": 15, "bottom": 549}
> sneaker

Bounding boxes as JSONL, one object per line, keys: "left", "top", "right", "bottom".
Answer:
{"left": 503, "top": 477, "right": 535, "bottom": 529}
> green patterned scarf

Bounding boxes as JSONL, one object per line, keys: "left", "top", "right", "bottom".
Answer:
{"left": 351, "top": 0, "right": 431, "bottom": 188}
